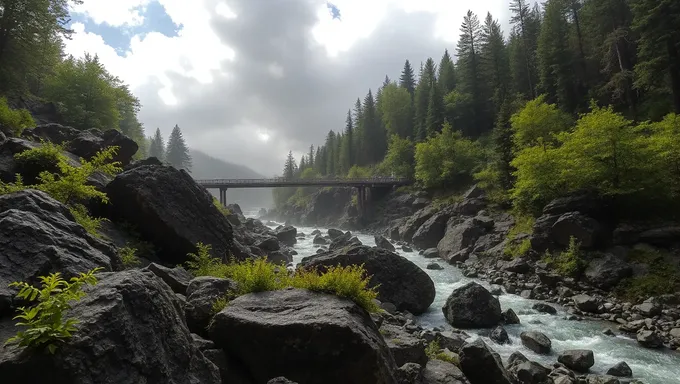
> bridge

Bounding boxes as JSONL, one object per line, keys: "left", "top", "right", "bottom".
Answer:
{"left": 195, "top": 177, "right": 412, "bottom": 214}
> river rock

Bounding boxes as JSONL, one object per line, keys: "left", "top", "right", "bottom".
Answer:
{"left": 375, "top": 234, "right": 396, "bottom": 252}
{"left": 459, "top": 339, "right": 512, "bottom": 384}
{"left": 184, "top": 276, "right": 239, "bottom": 337}
{"left": 606, "top": 361, "right": 632, "bottom": 377}
{"left": 426, "top": 262, "right": 444, "bottom": 270}
{"left": 0, "top": 270, "right": 221, "bottom": 384}
{"left": 423, "top": 248, "right": 440, "bottom": 258}
{"left": 442, "top": 282, "right": 501, "bottom": 328}
{"left": 422, "top": 359, "right": 470, "bottom": 384}
{"left": 402, "top": 245, "right": 413, "bottom": 252}
{"left": 532, "top": 303, "right": 557, "bottom": 315}
{"left": 141, "top": 263, "right": 193, "bottom": 294}
{"left": 313, "top": 235, "right": 327, "bottom": 245}
{"left": 501, "top": 308, "right": 521, "bottom": 325}
{"left": 299, "top": 244, "right": 435, "bottom": 314}
{"left": 256, "top": 236, "right": 281, "bottom": 251}
{"left": 267, "top": 378, "right": 298, "bottom": 384}
{"left": 328, "top": 228, "right": 344, "bottom": 239}
{"left": 573, "top": 294, "right": 599, "bottom": 313}
{"left": 275, "top": 226, "right": 297, "bottom": 246}
{"left": 398, "top": 206, "right": 435, "bottom": 242}
{"left": 0, "top": 189, "right": 120, "bottom": 316}
{"left": 412, "top": 210, "right": 451, "bottom": 250}
{"left": 558, "top": 350, "right": 594, "bottom": 372}
{"left": 636, "top": 329, "right": 663, "bottom": 348}
{"left": 551, "top": 212, "right": 602, "bottom": 248}
{"left": 438, "top": 217, "right": 489, "bottom": 261}
{"left": 490, "top": 326, "right": 510, "bottom": 344}
{"left": 507, "top": 354, "right": 551, "bottom": 384}
{"left": 105, "top": 164, "right": 234, "bottom": 265}
{"left": 583, "top": 254, "right": 632, "bottom": 290}
{"left": 208, "top": 288, "right": 398, "bottom": 384}
{"left": 379, "top": 323, "right": 427, "bottom": 367}
{"left": 501, "top": 257, "right": 533, "bottom": 274}
{"left": 635, "top": 299, "right": 662, "bottom": 317}
{"left": 520, "top": 331, "right": 551, "bottom": 354}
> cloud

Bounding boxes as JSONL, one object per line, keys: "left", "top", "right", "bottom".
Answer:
{"left": 65, "top": 0, "right": 523, "bottom": 176}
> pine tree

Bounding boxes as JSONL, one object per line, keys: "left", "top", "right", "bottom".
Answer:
{"left": 481, "top": 12, "right": 510, "bottom": 115}
{"left": 438, "top": 49, "right": 456, "bottom": 94}
{"left": 340, "top": 110, "right": 354, "bottom": 171}
{"left": 314, "top": 147, "right": 324, "bottom": 175}
{"left": 537, "top": 0, "right": 578, "bottom": 111}
{"left": 283, "top": 151, "right": 297, "bottom": 179}
{"left": 383, "top": 75, "right": 391, "bottom": 87}
{"left": 324, "top": 130, "right": 337, "bottom": 175}
{"left": 166, "top": 125, "right": 192, "bottom": 172}
{"left": 148, "top": 128, "right": 165, "bottom": 161}
{"left": 509, "top": 0, "right": 540, "bottom": 99}
{"left": 425, "top": 82, "right": 444, "bottom": 136}
{"left": 361, "top": 89, "right": 386, "bottom": 164}
{"left": 399, "top": 60, "right": 417, "bottom": 98}
{"left": 353, "top": 98, "right": 364, "bottom": 167}
{"left": 414, "top": 58, "right": 437, "bottom": 141}
{"left": 308, "top": 145, "right": 315, "bottom": 169}
{"left": 457, "top": 10, "right": 487, "bottom": 136}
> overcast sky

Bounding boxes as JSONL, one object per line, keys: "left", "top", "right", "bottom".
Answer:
{"left": 66, "top": 0, "right": 535, "bottom": 176}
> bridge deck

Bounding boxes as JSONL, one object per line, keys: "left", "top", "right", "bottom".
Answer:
{"left": 195, "top": 177, "right": 412, "bottom": 189}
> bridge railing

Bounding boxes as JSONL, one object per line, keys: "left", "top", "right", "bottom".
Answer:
{"left": 194, "top": 177, "right": 411, "bottom": 185}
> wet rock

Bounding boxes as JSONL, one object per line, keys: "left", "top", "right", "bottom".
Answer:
{"left": 275, "top": 226, "right": 297, "bottom": 246}
{"left": 327, "top": 228, "right": 344, "bottom": 239}
{"left": 375, "top": 234, "right": 396, "bottom": 252}
{"left": 520, "top": 331, "right": 551, "bottom": 354}
{"left": 412, "top": 210, "right": 452, "bottom": 250}
{"left": 584, "top": 374, "right": 620, "bottom": 384}
{"left": 636, "top": 329, "right": 663, "bottom": 348}
{"left": 423, "top": 248, "right": 440, "bottom": 258}
{"left": 459, "top": 339, "right": 512, "bottom": 384}
{"left": 502, "top": 308, "right": 521, "bottom": 325}
{"left": 502, "top": 257, "right": 533, "bottom": 274}
{"left": 426, "top": 262, "right": 444, "bottom": 270}
{"left": 551, "top": 212, "right": 602, "bottom": 248}
{"left": 106, "top": 165, "right": 234, "bottom": 265}
{"left": 557, "top": 350, "right": 594, "bottom": 373}
{"left": 635, "top": 300, "right": 661, "bottom": 317}
{"left": 573, "top": 294, "right": 599, "bottom": 313}
{"left": 267, "top": 377, "right": 298, "bottom": 384}
{"left": 402, "top": 245, "right": 413, "bottom": 252}
{"left": 208, "top": 289, "right": 398, "bottom": 384}
{"left": 422, "top": 359, "right": 470, "bottom": 384}
{"left": 437, "top": 217, "right": 490, "bottom": 260}
{"left": 185, "top": 276, "right": 239, "bottom": 337}
{"left": 584, "top": 254, "right": 632, "bottom": 290}
{"left": 442, "top": 282, "right": 501, "bottom": 328}
{"left": 507, "top": 353, "right": 551, "bottom": 384}
{"left": 313, "top": 235, "right": 328, "bottom": 245}
{"left": 380, "top": 323, "right": 427, "bottom": 367}
{"left": 256, "top": 236, "right": 281, "bottom": 251}
{"left": 299, "top": 244, "right": 436, "bottom": 314}
{"left": 141, "top": 263, "right": 193, "bottom": 295}
{"left": 396, "top": 362, "right": 422, "bottom": 384}
{"left": 490, "top": 326, "right": 510, "bottom": 345}
{"left": 638, "top": 226, "right": 680, "bottom": 247}
{"left": 532, "top": 303, "right": 557, "bottom": 315}
{"left": 398, "top": 207, "right": 436, "bottom": 242}
{"left": 606, "top": 361, "right": 632, "bottom": 377}
{"left": 448, "top": 248, "right": 471, "bottom": 263}
{"left": 0, "top": 270, "right": 221, "bottom": 384}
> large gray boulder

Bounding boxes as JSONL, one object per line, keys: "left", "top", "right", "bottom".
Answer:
{"left": 412, "top": 209, "right": 452, "bottom": 250}
{"left": 583, "top": 254, "right": 632, "bottom": 290}
{"left": 442, "top": 282, "right": 501, "bottom": 328}
{"left": 185, "top": 276, "right": 239, "bottom": 337}
{"left": 379, "top": 323, "right": 427, "bottom": 367}
{"left": 105, "top": 165, "right": 234, "bottom": 265}
{"left": 551, "top": 212, "right": 602, "bottom": 248}
{"left": 422, "top": 359, "right": 471, "bottom": 384}
{"left": 438, "top": 217, "right": 491, "bottom": 261}
{"left": 275, "top": 226, "right": 297, "bottom": 246}
{"left": 459, "top": 339, "right": 512, "bottom": 384}
{"left": 398, "top": 206, "right": 435, "bottom": 242}
{"left": 298, "top": 245, "right": 436, "bottom": 314}
{"left": 558, "top": 350, "right": 595, "bottom": 373}
{"left": 0, "top": 190, "right": 120, "bottom": 316}
{"left": 0, "top": 270, "right": 221, "bottom": 384}
{"left": 374, "top": 234, "right": 396, "bottom": 252}
{"left": 208, "top": 289, "right": 398, "bottom": 384}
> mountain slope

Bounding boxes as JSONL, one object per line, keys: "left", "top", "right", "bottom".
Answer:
{"left": 189, "top": 149, "right": 273, "bottom": 210}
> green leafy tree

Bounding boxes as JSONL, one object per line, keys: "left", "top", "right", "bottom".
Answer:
{"left": 6, "top": 267, "right": 102, "bottom": 354}
{"left": 148, "top": 128, "right": 165, "bottom": 161}
{"left": 510, "top": 145, "right": 565, "bottom": 213}
{"left": 166, "top": 124, "right": 192, "bottom": 172}
{"left": 379, "top": 83, "right": 414, "bottom": 139}
{"left": 0, "top": 97, "right": 35, "bottom": 136}
{"left": 646, "top": 113, "right": 680, "bottom": 197}
{"left": 510, "top": 95, "right": 573, "bottom": 149}
{"left": 382, "top": 135, "right": 415, "bottom": 179}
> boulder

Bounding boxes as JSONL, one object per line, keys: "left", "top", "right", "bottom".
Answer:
{"left": 268, "top": 378, "right": 298, "bottom": 384}
{"left": 328, "top": 228, "right": 344, "bottom": 239}
{"left": 105, "top": 165, "right": 234, "bottom": 265}
{"left": 606, "top": 362, "right": 632, "bottom": 377}
{"left": 501, "top": 257, "right": 533, "bottom": 274}
{"left": 299, "top": 245, "right": 435, "bottom": 314}
{"left": 532, "top": 303, "right": 557, "bottom": 315}
{"left": 442, "top": 282, "right": 501, "bottom": 328}
{"left": 0, "top": 190, "right": 119, "bottom": 316}
{"left": 208, "top": 289, "right": 398, "bottom": 384}
{"left": 520, "top": 331, "right": 551, "bottom": 354}
{"left": 422, "top": 359, "right": 470, "bottom": 384}
{"left": 256, "top": 236, "right": 281, "bottom": 251}
{"left": 399, "top": 207, "right": 436, "bottom": 242}
{"left": 636, "top": 329, "right": 663, "bottom": 348}
{"left": 185, "top": 276, "right": 239, "bottom": 336}
{"left": 490, "top": 326, "right": 510, "bottom": 344}
{"left": 141, "top": 263, "right": 193, "bottom": 294}
{"left": 396, "top": 363, "right": 422, "bottom": 384}
{"left": 375, "top": 234, "right": 396, "bottom": 252}
{"left": 275, "top": 226, "right": 297, "bottom": 246}
{"left": 557, "top": 350, "right": 595, "bottom": 373}
{"left": 426, "top": 262, "right": 444, "bottom": 270}
{"left": 543, "top": 194, "right": 606, "bottom": 217}
{"left": 551, "top": 212, "right": 602, "bottom": 248}
{"left": 379, "top": 323, "right": 427, "bottom": 367}
{"left": 423, "top": 248, "right": 440, "bottom": 258}
{"left": 636, "top": 300, "right": 662, "bottom": 317}
{"left": 573, "top": 294, "right": 599, "bottom": 313}
{"left": 583, "top": 254, "right": 632, "bottom": 290}
{"left": 329, "top": 231, "right": 353, "bottom": 251}
{"left": 0, "top": 270, "right": 221, "bottom": 384}
{"left": 459, "top": 339, "right": 512, "bottom": 384}
{"left": 412, "top": 210, "right": 451, "bottom": 250}
{"left": 638, "top": 226, "right": 680, "bottom": 247}
{"left": 502, "top": 308, "right": 520, "bottom": 325}
{"left": 454, "top": 198, "right": 486, "bottom": 216}
{"left": 72, "top": 128, "right": 138, "bottom": 165}
{"left": 313, "top": 235, "right": 328, "bottom": 245}
{"left": 438, "top": 217, "right": 489, "bottom": 260}
{"left": 463, "top": 185, "right": 485, "bottom": 199}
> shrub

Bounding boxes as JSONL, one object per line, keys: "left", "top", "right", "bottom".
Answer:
{"left": 69, "top": 204, "right": 108, "bottom": 236}
{"left": 119, "top": 246, "right": 141, "bottom": 268}
{"left": 0, "top": 97, "right": 35, "bottom": 136}
{"left": 13, "top": 141, "right": 64, "bottom": 179}
{"left": 424, "top": 340, "right": 460, "bottom": 366}
{"left": 542, "top": 236, "right": 584, "bottom": 276}
{"left": 5, "top": 267, "right": 103, "bottom": 353}
{"left": 292, "top": 265, "right": 380, "bottom": 313}
{"left": 503, "top": 214, "right": 535, "bottom": 258}
{"left": 615, "top": 248, "right": 680, "bottom": 301}
{"left": 185, "top": 243, "right": 225, "bottom": 277}
{"left": 212, "top": 197, "right": 231, "bottom": 216}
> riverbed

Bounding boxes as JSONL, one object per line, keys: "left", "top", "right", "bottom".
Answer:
{"left": 261, "top": 220, "right": 680, "bottom": 384}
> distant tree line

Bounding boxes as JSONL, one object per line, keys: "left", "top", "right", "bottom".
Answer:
{"left": 278, "top": 0, "right": 680, "bottom": 216}
{"left": 147, "top": 125, "right": 193, "bottom": 172}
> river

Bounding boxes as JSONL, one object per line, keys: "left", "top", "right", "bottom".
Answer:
{"left": 256, "top": 217, "right": 680, "bottom": 384}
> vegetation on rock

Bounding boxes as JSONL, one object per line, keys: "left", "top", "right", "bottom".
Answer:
{"left": 542, "top": 237, "right": 585, "bottom": 277}
{"left": 0, "top": 97, "right": 34, "bottom": 136}
{"left": 119, "top": 246, "right": 141, "bottom": 269}
{"left": 5, "top": 268, "right": 103, "bottom": 354}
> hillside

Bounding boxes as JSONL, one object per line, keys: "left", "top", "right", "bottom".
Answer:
{"left": 189, "top": 149, "right": 273, "bottom": 210}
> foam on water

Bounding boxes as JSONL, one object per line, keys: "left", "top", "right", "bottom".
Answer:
{"left": 259, "top": 219, "right": 680, "bottom": 384}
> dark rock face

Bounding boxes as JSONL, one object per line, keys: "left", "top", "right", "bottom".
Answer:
{"left": 328, "top": 228, "right": 344, "bottom": 239}
{"left": 506, "top": 353, "right": 551, "bottom": 384}
{"left": 396, "top": 363, "right": 423, "bottom": 384}
{"left": 636, "top": 329, "right": 663, "bottom": 348}
{"left": 0, "top": 270, "right": 221, "bottom": 384}
{"left": 0, "top": 190, "right": 119, "bottom": 316}
{"left": 412, "top": 210, "right": 452, "bottom": 250}
{"left": 573, "top": 294, "right": 599, "bottom": 313}
{"left": 142, "top": 263, "right": 193, "bottom": 294}
{"left": 105, "top": 165, "right": 234, "bottom": 265}
{"left": 520, "top": 331, "right": 551, "bottom": 354}
{"left": 208, "top": 289, "right": 398, "bottom": 384}
{"left": 0, "top": 138, "right": 57, "bottom": 184}
{"left": 490, "top": 326, "right": 510, "bottom": 344}
{"left": 501, "top": 308, "right": 520, "bottom": 325}
{"left": 267, "top": 378, "right": 298, "bottom": 384}
{"left": 398, "top": 207, "right": 435, "bottom": 242}
{"left": 558, "top": 350, "right": 594, "bottom": 373}
{"left": 299, "top": 245, "right": 435, "bottom": 314}
{"left": 459, "top": 339, "right": 512, "bottom": 384}
{"left": 532, "top": 303, "right": 557, "bottom": 315}
{"left": 422, "top": 359, "right": 471, "bottom": 384}
{"left": 583, "top": 254, "right": 632, "bottom": 289}
{"left": 606, "top": 361, "right": 632, "bottom": 377}
{"left": 375, "top": 234, "right": 396, "bottom": 252}
{"left": 442, "top": 282, "right": 501, "bottom": 328}
{"left": 275, "top": 226, "right": 297, "bottom": 246}
{"left": 438, "top": 217, "right": 491, "bottom": 260}
{"left": 501, "top": 258, "right": 533, "bottom": 274}
{"left": 379, "top": 323, "right": 427, "bottom": 367}
{"left": 551, "top": 212, "right": 602, "bottom": 248}
{"left": 185, "top": 276, "right": 239, "bottom": 337}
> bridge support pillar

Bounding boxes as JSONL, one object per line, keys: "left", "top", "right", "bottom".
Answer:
{"left": 356, "top": 186, "right": 367, "bottom": 216}
{"left": 219, "top": 188, "right": 228, "bottom": 206}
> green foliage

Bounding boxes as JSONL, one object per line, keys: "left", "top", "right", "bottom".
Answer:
{"left": 415, "top": 122, "right": 485, "bottom": 189}
{"left": 0, "top": 174, "right": 27, "bottom": 195}
{"left": 184, "top": 243, "right": 380, "bottom": 313}
{"left": 212, "top": 197, "right": 231, "bottom": 216}
{"left": 5, "top": 267, "right": 103, "bottom": 354}
{"left": 347, "top": 165, "right": 372, "bottom": 179}
{"left": 510, "top": 95, "right": 572, "bottom": 149}
{"left": 378, "top": 83, "right": 414, "bottom": 139}
{"left": 119, "top": 246, "right": 141, "bottom": 268}
{"left": 381, "top": 135, "right": 415, "bottom": 179}
{"left": 503, "top": 214, "right": 535, "bottom": 258}
{"left": 166, "top": 124, "right": 192, "bottom": 172}
{"left": 425, "top": 340, "right": 460, "bottom": 366}
{"left": 0, "top": 97, "right": 35, "bottom": 136}
{"left": 616, "top": 248, "right": 680, "bottom": 301}
{"left": 542, "top": 236, "right": 585, "bottom": 276}
{"left": 69, "top": 204, "right": 107, "bottom": 237}
{"left": 644, "top": 114, "right": 680, "bottom": 197}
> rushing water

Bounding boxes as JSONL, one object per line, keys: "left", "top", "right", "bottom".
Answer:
{"left": 253, "top": 215, "right": 680, "bottom": 384}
